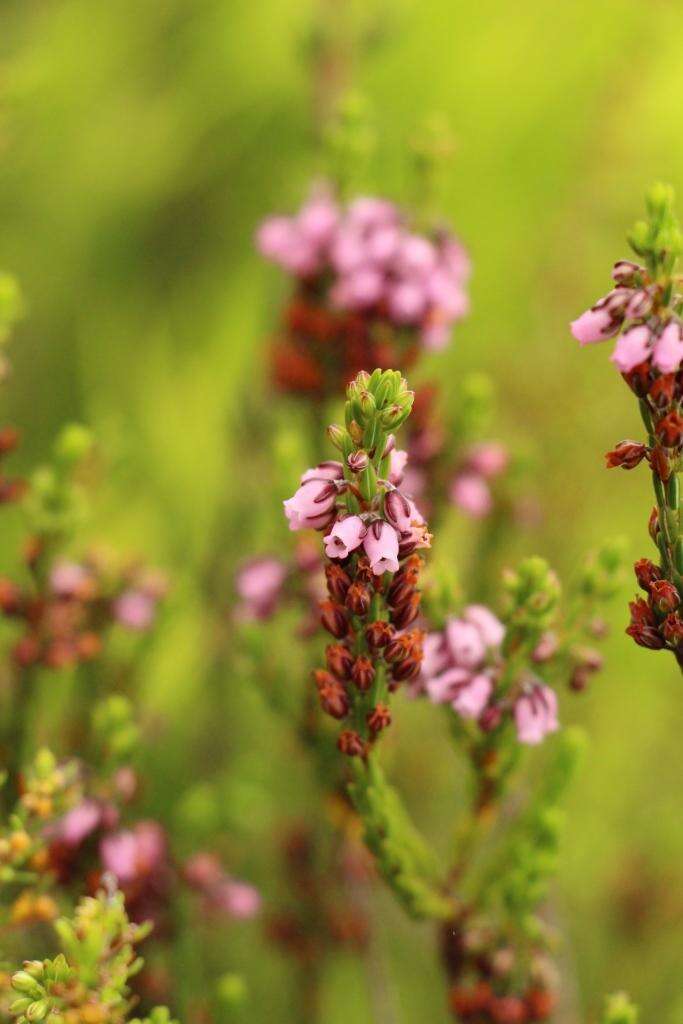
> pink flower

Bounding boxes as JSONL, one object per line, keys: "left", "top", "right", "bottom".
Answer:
{"left": 115, "top": 590, "right": 156, "bottom": 631}
{"left": 652, "top": 321, "right": 683, "bottom": 373}
{"left": 396, "top": 234, "right": 437, "bottom": 276}
{"left": 214, "top": 879, "right": 262, "bottom": 920}
{"left": 388, "top": 281, "right": 426, "bottom": 323}
{"left": 300, "top": 461, "right": 344, "bottom": 483}
{"left": 50, "top": 799, "right": 103, "bottom": 847}
{"left": 50, "top": 561, "right": 95, "bottom": 600}
{"left": 466, "top": 442, "right": 508, "bottom": 479}
{"left": 388, "top": 449, "right": 408, "bottom": 485}
{"left": 284, "top": 478, "right": 337, "bottom": 531}
{"left": 100, "top": 821, "right": 166, "bottom": 884}
{"left": 514, "top": 685, "right": 559, "bottom": 745}
{"left": 450, "top": 472, "right": 492, "bottom": 518}
{"left": 451, "top": 673, "right": 492, "bottom": 719}
{"left": 342, "top": 267, "right": 385, "bottom": 309}
{"left": 445, "top": 619, "right": 486, "bottom": 668}
{"left": 463, "top": 605, "right": 505, "bottom": 648}
{"left": 324, "top": 516, "right": 366, "bottom": 559}
{"left": 384, "top": 490, "right": 413, "bottom": 533}
{"left": 570, "top": 305, "right": 619, "bottom": 345}
{"left": 363, "top": 521, "right": 400, "bottom": 575}
{"left": 610, "top": 325, "right": 652, "bottom": 372}
{"left": 347, "top": 196, "right": 399, "bottom": 230}
{"left": 421, "top": 632, "right": 450, "bottom": 680}
{"left": 256, "top": 217, "right": 319, "bottom": 276}
{"left": 297, "top": 191, "right": 339, "bottom": 246}
{"left": 235, "top": 557, "right": 287, "bottom": 620}
{"left": 425, "top": 666, "right": 471, "bottom": 703}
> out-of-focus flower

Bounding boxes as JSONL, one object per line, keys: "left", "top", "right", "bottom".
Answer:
{"left": 514, "top": 684, "right": 560, "bottom": 745}
{"left": 235, "top": 556, "right": 287, "bottom": 620}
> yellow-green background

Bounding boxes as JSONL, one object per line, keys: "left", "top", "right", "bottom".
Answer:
{"left": 0, "top": 1, "right": 681, "bottom": 1021}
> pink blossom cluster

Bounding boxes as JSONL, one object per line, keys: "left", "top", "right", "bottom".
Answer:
{"left": 449, "top": 442, "right": 509, "bottom": 519}
{"left": 570, "top": 259, "right": 683, "bottom": 373}
{"left": 419, "top": 606, "right": 559, "bottom": 744}
{"left": 256, "top": 187, "right": 470, "bottom": 351}
{"left": 184, "top": 852, "right": 262, "bottom": 920}
{"left": 283, "top": 458, "right": 431, "bottom": 574}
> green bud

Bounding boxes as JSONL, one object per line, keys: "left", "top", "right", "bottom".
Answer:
{"left": 326, "top": 424, "right": 346, "bottom": 451}
{"left": 645, "top": 181, "right": 674, "bottom": 218}
{"left": 9, "top": 998, "right": 32, "bottom": 1014}
{"left": 12, "top": 972, "right": 43, "bottom": 997}
{"left": 216, "top": 972, "right": 248, "bottom": 1007}
{"left": 53, "top": 423, "right": 93, "bottom": 467}
{"left": 601, "top": 992, "right": 638, "bottom": 1024}
{"left": 26, "top": 999, "right": 49, "bottom": 1022}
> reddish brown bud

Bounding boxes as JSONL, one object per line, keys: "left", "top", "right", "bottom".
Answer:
{"left": 345, "top": 581, "right": 371, "bottom": 616}
{"left": 449, "top": 982, "right": 493, "bottom": 1018}
{"left": 320, "top": 601, "right": 349, "bottom": 639}
{"left": 0, "top": 427, "right": 20, "bottom": 455}
{"left": 634, "top": 558, "right": 662, "bottom": 592}
{"left": 390, "top": 592, "right": 421, "bottom": 630}
{"left": 490, "top": 995, "right": 527, "bottom": 1024}
{"left": 367, "top": 703, "right": 391, "bottom": 734}
{"left": 365, "top": 621, "right": 394, "bottom": 649}
{"left": 662, "top": 612, "right": 683, "bottom": 645}
{"left": 622, "top": 360, "right": 651, "bottom": 398}
{"left": 525, "top": 989, "right": 556, "bottom": 1021}
{"left": 337, "top": 730, "right": 366, "bottom": 758}
{"left": 318, "top": 680, "right": 349, "bottom": 720}
{"left": 43, "top": 640, "right": 77, "bottom": 670}
{"left": 479, "top": 703, "right": 503, "bottom": 731}
{"left": 351, "top": 656, "right": 375, "bottom": 692}
{"left": 386, "top": 576, "right": 416, "bottom": 610}
{"left": 391, "top": 654, "right": 422, "bottom": 681}
{"left": 648, "top": 373, "right": 676, "bottom": 409}
{"left": 605, "top": 440, "right": 647, "bottom": 470}
{"left": 353, "top": 555, "right": 373, "bottom": 584}
{"left": 347, "top": 450, "right": 369, "bottom": 473}
{"left": 0, "top": 577, "right": 22, "bottom": 615}
{"left": 12, "top": 635, "right": 40, "bottom": 667}
{"left": 626, "top": 622, "right": 665, "bottom": 649}
{"left": 629, "top": 597, "right": 655, "bottom": 626}
{"left": 649, "top": 444, "right": 671, "bottom": 481}
{"left": 648, "top": 506, "right": 660, "bottom": 542}
{"left": 569, "top": 667, "right": 589, "bottom": 692}
{"left": 655, "top": 410, "right": 683, "bottom": 449}
{"left": 326, "top": 643, "right": 354, "bottom": 679}
{"left": 325, "top": 564, "right": 351, "bottom": 602}
{"left": 76, "top": 632, "right": 102, "bottom": 661}
{"left": 649, "top": 578, "right": 680, "bottom": 614}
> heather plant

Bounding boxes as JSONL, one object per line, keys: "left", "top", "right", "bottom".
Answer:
{"left": 571, "top": 184, "right": 683, "bottom": 668}
{"left": 282, "top": 367, "right": 628, "bottom": 1020}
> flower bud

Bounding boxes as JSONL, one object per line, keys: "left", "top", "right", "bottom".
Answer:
{"left": 655, "top": 410, "right": 683, "bottom": 449}
{"left": 604, "top": 440, "right": 647, "bottom": 470}
{"left": 648, "top": 506, "right": 660, "bottom": 542}
{"left": 326, "top": 643, "right": 354, "bottom": 679}
{"left": 320, "top": 601, "right": 349, "bottom": 639}
{"left": 390, "top": 654, "right": 422, "bottom": 681}
{"left": 662, "top": 612, "right": 683, "bottom": 645}
{"left": 611, "top": 260, "right": 642, "bottom": 286}
{"left": 365, "top": 621, "right": 394, "bottom": 649}
{"left": 327, "top": 424, "right": 347, "bottom": 451}
{"left": 367, "top": 703, "right": 391, "bottom": 734}
{"left": 525, "top": 988, "right": 556, "bottom": 1021}
{"left": 648, "top": 374, "right": 676, "bottom": 409}
{"left": 317, "top": 680, "right": 349, "bottom": 720}
{"left": 347, "top": 450, "right": 369, "bottom": 473}
{"left": 489, "top": 995, "right": 527, "bottom": 1024}
{"left": 338, "top": 730, "right": 366, "bottom": 757}
{"left": 325, "top": 564, "right": 351, "bottom": 602}
{"left": 390, "top": 592, "right": 421, "bottom": 630}
{"left": 634, "top": 558, "right": 662, "bottom": 592}
{"left": 345, "top": 581, "right": 371, "bottom": 616}
{"left": 649, "top": 578, "right": 680, "bottom": 614}
{"left": 479, "top": 703, "right": 503, "bottom": 732}
{"left": 649, "top": 444, "right": 671, "bottom": 481}
{"left": 351, "top": 656, "right": 375, "bottom": 691}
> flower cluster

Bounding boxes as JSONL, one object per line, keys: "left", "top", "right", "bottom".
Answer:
{"left": 7, "top": 889, "right": 175, "bottom": 1024}
{"left": 257, "top": 185, "right": 470, "bottom": 396}
{"left": 283, "top": 369, "right": 430, "bottom": 755}
{"left": 571, "top": 185, "right": 683, "bottom": 667}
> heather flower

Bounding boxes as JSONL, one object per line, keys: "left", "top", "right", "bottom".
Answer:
{"left": 114, "top": 590, "right": 156, "bottom": 631}
{"left": 388, "top": 448, "right": 408, "bottom": 485}
{"left": 610, "top": 325, "right": 651, "bottom": 372}
{"left": 284, "top": 477, "right": 338, "bottom": 531}
{"left": 324, "top": 516, "right": 366, "bottom": 559}
{"left": 235, "top": 556, "right": 287, "bottom": 620}
{"left": 450, "top": 471, "right": 492, "bottom": 517}
{"left": 363, "top": 520, "right": 400, "bottom": 575}
{"left": 184, "top": 852, "right": 261, "bottom": 920}
{"left": 100, "top": 820, "right": 167, "bottom": 885}
{"left": 466, "top": 442, "right": 508, "bottom": 480}
{"left": 514, "top": 684, "right": 559, "bottom": 745}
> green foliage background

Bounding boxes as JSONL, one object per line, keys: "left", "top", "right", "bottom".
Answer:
{"left": 0, "top": 1, "right": 681, "bottom": 1020}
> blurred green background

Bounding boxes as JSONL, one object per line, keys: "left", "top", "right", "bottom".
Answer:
{"left": 0, "top": 1, "right": 682, "bottom": 1020}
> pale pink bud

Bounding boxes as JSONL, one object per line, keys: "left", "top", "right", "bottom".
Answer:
{"left": 284, "top": 478, "right": 337, "bottom": 531}
{"left": 652, "top": 321, "right": 683, "bottom": 374}
{"left": 388, "top": 448, "right": 408, "bottom": 485}
{"left": 610, "top": 325, "right": 652, "bottom": 372}
{"left": 514, "top": 685, "right": 559, "bottom": 745}
{"left": 384, "top": 490, "right": 413, "bottom": 533}
{"left": 300, "top": 461, "right": 344, "bottom": 483}
{"left": 363, "top": 521, "right": 400, "bottom": 575}
{"left": 570, "top": 305, "right": 619, "bottom": 345}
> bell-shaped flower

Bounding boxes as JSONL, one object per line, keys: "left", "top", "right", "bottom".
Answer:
{"left": 363, "top": 520, "right": 400, "bottom": 575}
